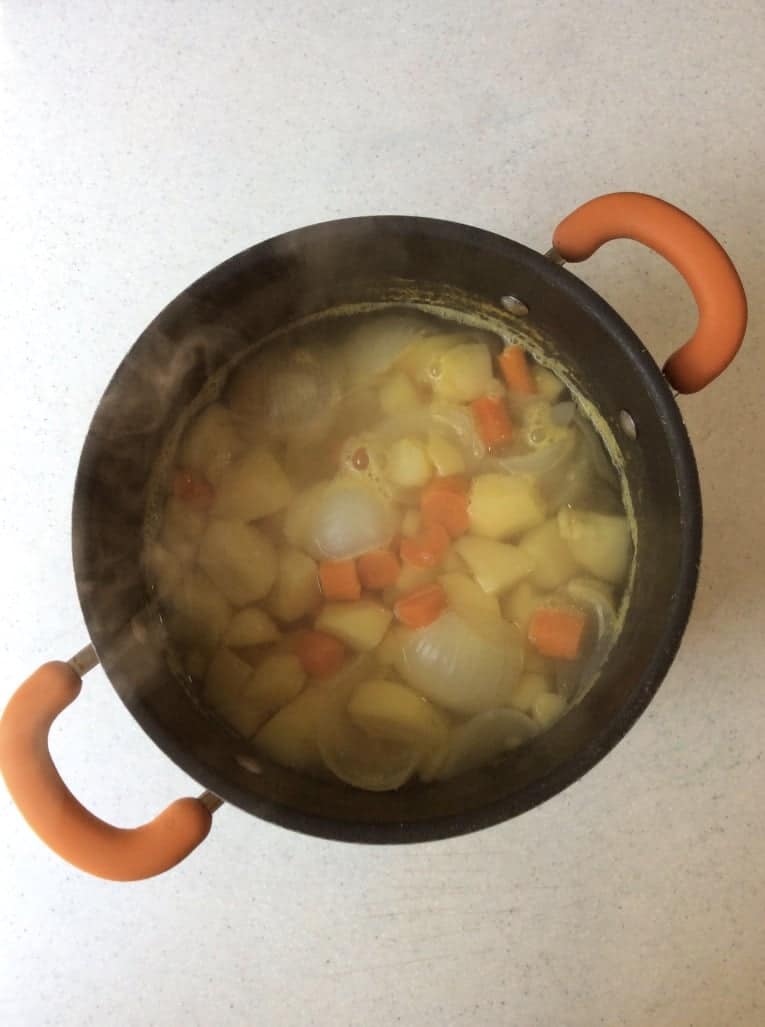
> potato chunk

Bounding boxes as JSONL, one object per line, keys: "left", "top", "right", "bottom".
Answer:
{"left": 438, "top": 571, "right": 501, "bottom": 623}
{"left": 244, "top": 652, "right": 306, "bottom": 712}
{"left": 178, "top": 403, "right": 244, "bottom": 485}
{"left": 508, "top": 672, "right": 550, "bottom": 714}
{"left": 255, "top": 683, "right": 348, "bottom": 772}
{"left": 454, "top": 536, "right": 535, "bottom": 595}
{"left": 348, "top": 679, "right": 449, "bottom": 751}
{"left": 266, "top": 546, "right": 320, "bottom": 623}
{"left": 501, "top": 579, "right": 544, "bottom": 633}
{"left": 204, "top": 647, "right": 266, "bottom": 736}
{"left": 315, "top": 600, "right": 393, "bottom": 651}
{"left": 379, "top": 371, "right": 421, "bottom": 415}
{"left": 426, "top": 431, "right": 466, "bottom": 476}
{"left": 224, "top": 607, "right": 280, "bottom": 648}
{"left": 432, "top": 342, "right": 494, "bottom": 403}
{"left": 385, "top": 437, "right": 433, "bottom": 489}
{"left": 198, "top": 519, "right": 278, "bottom": 605}
{"left": 468, "top": 474, "right": 546, "bottom": 539}
{"left": 211, "top": 447, "right": 293, "bottom": 521}
{"left": 519, "top": 518, "right": 578, "bottom": 590}
{"left": 557, "top": 509, "right": 632, "bottom": 585}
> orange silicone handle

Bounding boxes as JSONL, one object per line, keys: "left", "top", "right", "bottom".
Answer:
{"left": 553, "top": 192, "right": 747, "bottom": 393}
{"left": 0, "top": 662, "right": 212, "bottom": 881}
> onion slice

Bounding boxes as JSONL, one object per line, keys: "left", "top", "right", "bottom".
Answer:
{"left": 397, "top": 610, "right": 523, "bottom": 715}
{"left": 435, "top": 709, "right": 537, "bottom": 780}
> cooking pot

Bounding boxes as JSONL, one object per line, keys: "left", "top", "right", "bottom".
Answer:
{"left": 0, "top": 192, "right": 747, "bottom": 880}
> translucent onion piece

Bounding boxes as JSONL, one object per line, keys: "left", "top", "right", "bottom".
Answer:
{"left": 435, "top": 709, "right": 538, "bottom": 780}
{"left": 373, "top": 404, "right": 486, "bottom": 469}
{"left": 306, "top": 478, "right": 396, "bottom": 560}
{"left": 556, "top": 577, "right": 618, "bottom": 700}
{"left": 317, "top": 705, "right": 421, "bottom": 791}
{"left": 574, "top": 414, "right": 620, "bottom": 489}
{"left": 397, "top": 610, "right": 523, "bottom": 715}
{"left": 344, "top": 313, "right": 432, "bottom": 384}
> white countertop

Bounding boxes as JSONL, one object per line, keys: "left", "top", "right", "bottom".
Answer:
{"left": 1, "top": 3, "right": 763, "bottom": 1024}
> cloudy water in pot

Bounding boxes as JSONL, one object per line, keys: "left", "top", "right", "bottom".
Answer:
{"left": 143, "top": 309, "right": 634, "bottom": 790}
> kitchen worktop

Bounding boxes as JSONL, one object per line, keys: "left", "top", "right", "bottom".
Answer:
{"left": 1, "top": 3, "right": 763, "bottom": 1025}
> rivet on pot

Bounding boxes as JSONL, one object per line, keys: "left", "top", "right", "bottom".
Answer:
{"left": 501, "top": 295, "right": 529, "bottom": 316}
{"left": 619, "top": 410, "right": 638, "bottom": 440}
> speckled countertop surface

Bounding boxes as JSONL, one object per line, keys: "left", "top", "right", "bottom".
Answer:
{"left": 1, "top": 3, "right": 764, "bottom": 1025}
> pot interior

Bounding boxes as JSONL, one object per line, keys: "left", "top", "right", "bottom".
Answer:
{"left": 72, "top": 217, "right": 700, "bottom": 840}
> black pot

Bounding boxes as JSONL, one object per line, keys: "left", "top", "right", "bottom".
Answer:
{"left": 0, "top": 192, "right": 747, "bottom": 880}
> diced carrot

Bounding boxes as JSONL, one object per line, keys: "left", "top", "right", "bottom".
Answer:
{"left": 498, "top": 346, "right": 536, "bottom": 395}
{"left": 471, "top": 395, "right": 514, "bottom": 450}
{"left": 294, "top": 630, "right": 346, "bottom": 678}
{"left": 357, "top": 549, "right": 401, "bottom": 590}
{"left": 528, "top": 606, "right": 587, "bottom": 661}
{"left": 421, "top": 474, "right": 470, "bottom": 498}
{"left": 394, "top": 583, "right": 447, "bottom": 628}
{"left": 318, "top": 559, "right": 361, "bottom": 601}
{"left": 420, "top": 488, "right": 470, "bottom": 538}
{"left": 173, "top": 468, "right": 215, "bottom": 511}
{"left": 399, "top": 522, "right": 450, "bottom": 568}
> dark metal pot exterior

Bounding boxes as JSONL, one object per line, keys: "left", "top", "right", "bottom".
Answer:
{"left": 72, "top": 216, "right": 702, "bottom": 842}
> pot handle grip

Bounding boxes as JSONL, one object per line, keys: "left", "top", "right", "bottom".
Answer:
{"left": 0, "top": 659, "right": 215, "bottom": 881}
{"left": 552, "top": 192, "right": 747, "bottom": 393}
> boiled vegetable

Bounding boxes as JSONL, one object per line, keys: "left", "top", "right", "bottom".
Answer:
{"left": 294, "top": 629, "right": 346, "bottom": 678}
{"left": 357, "top": 549, "right": 401, "bottom": 590}
{"left": 454, "top": 535, "right": 535, "bottom": 595}
{"left": 533, "top": 365, "right": 566, "bottom": 403}
{"left": 438, "top": 571, "right": 501, "bottom": 624}
{"left": 468, "top": 473, "right": 546, "bottom": 539}
{"left": 318, "top": 559, "right": 362, "bottom": 601}
{"left": 509, "top": 672, "right": 550, "bottom": 714}
{"left": 397, "top": 610, "right": 523, "bottom": 714}
{"left": 399, "top": 522, "right": 450, "bottom": 568}
{"left": 244, "top": 652, "right": 306, "bottom": 712}
{"left": 531, "top": 692, "right": 566, "bottom": 729}
{"left": 501, "top": 579, "right": 544, "bottom": 633}
{"left": 224, "top": 607, "right": 280, "bottom": 648}
{"left": 296, "top": 479, "right": 396, "bottom": 561}
{"left": 178, "top": 403, "right": 244, "bottom": 485}
{"left": 379, "top": 371, "right": 421, "bottom": 414}
{"left": 471, "top": 395, "right": 514, "bottom": 449}
{"left": 348, "top": 679, "right": 449, "bottom": 752}
{"left": 420, "top": 485, "right": 470, "bottom": 538}
{"left": 211, "top": 447, "right": 293, "bottom": 521}
{"left": 386, "top": 437, "right": 433, "bottom": 489}
{"left": 518, "top": 518, "right": 578, "bottom": 590}
{"left": 315, "top": 599, "right": 393, "bottom": 651}
{"left": 528, "top": 606, "right": 587, "bottom": 661}
{"left": 394, "top": 583, "right": 447, "bottom": 628}
{"left": 498, "top": 346, "right": 536, "bottom": 395}
{"left": 432, "top": 342, "right": 494, "bottom": 403}
{"left": 198, "top": 519, "right": 278, "bottom": 606}
{"left": 425, "top": 431, "right": 466, "bottom": 476}
{"left": 266, "top": 547, "right": 320, "bottom": 623}
{"left": 435, "top": 708, "right": 537, "bottom": 780}
{"left": 557, "top": 509, "right": 632, "bottom": 584}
